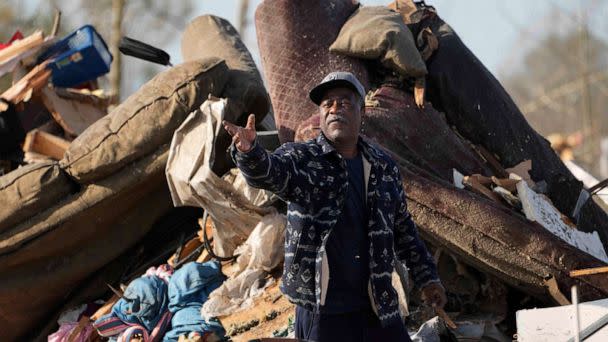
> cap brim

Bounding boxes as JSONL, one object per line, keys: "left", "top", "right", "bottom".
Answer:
{"left": 309, "top": 80, "right": 361, "bottom": 105}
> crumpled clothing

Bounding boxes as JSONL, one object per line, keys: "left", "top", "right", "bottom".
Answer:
{"left": 168, "top": 261, "right": 225, "bottom": 310}
{"left": 94, "top": 275, "right": 170, "bottom": 340}
{"left": 113, "top": 275, "right": 169, "bottom": 331}
{"left": 146, "top": 264, "right": 174, "bottom": 283}
{"left": 48, "top": 321, "right": 95, "bottom": 342}
{"left": 162, "top": 306, "right": 224, "bottom": 342}
{"left": 164, "top": 261, "right": 226, "bottom": 341}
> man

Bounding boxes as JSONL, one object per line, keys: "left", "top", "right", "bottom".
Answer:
{"left": 223, "top": 72, "right": 446, "bottom": 341}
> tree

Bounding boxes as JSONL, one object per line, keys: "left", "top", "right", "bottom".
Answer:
{"left": 502, "top": 29, "right": 608, "bottom": 176}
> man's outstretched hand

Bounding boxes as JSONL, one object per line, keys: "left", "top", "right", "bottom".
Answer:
{"left": 223, "top": 114, "right": 257, "bottom": 153}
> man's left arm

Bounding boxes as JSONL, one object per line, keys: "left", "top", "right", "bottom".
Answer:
{"left": 392, "top": 167, "right": 447, "bottom": 308}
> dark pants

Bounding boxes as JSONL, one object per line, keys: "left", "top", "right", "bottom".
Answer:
{"left": 295, "top": 306, "right": 411, "bottom": 342}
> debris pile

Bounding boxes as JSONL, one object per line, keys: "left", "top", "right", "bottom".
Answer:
{"left": 1, "top": 0, "right": 607, "bottom": 341}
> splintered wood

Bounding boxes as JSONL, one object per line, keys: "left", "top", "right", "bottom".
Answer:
{"left": 1, "top": 61, "right": 51, "bottom": 106}
{"left": 0, "top": 31, "right": 44, "bottom": 63}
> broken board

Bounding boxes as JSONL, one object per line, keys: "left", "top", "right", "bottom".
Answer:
{"left": 40, "top": 87, "right": 107, "bottom": 137}
{"left": 517, "top": 181, "right": 608, "bottom": 263}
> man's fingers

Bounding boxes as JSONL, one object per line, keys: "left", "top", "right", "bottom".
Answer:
{"left": 245, "top": 114, "right": 256, "bottom": 130}
{"left": 223, "top": 120, "right": 239, "bottom": 136}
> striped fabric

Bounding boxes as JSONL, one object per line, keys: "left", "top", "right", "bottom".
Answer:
{"left": 232, "top": 133, "right": 440, "bottom": 327}
{"left": 93, "top": 306, "right": 171, "bottom": 341}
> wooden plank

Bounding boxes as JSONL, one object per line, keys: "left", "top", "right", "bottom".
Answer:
{"left": 196, "top": 248, "right": 211, "bottom": 263}
{"left": 436, "top": 306, "right": 458, "bottom": 329}
{"left": 67, "top": 315, "right": 89, "bottom": 342}
{"left": 491, "top": 176, "right": 519, "bottom": 193}
{"left": 469, "top": 173, "right": 493, "bottom": 186}
{"left": 0, "top": 31, "right": 44, "bottom": 63}
{"left": 462, "top": 175, "right": 503, "bottom": 203}
{"left": 571, "top": 266, "right": 608, "bottom": 278}
{"left": 40, "top": 87, "right": 107, "bottom": 136}
{"left": 22, "top": 129, "right": 71, "bottom": 160}
{"left": 167, "top": 236, "right": 203, "bottom": 266}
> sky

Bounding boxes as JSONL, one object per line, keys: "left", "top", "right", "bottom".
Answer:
{"left": 183, "top": 0, "right": 607, "bottom": 81}
{"left": 14, "top": 0, "right": 606, "bottom": 94}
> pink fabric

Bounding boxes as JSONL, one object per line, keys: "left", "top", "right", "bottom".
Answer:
{"left": 48, "top": 322, "right": 94, "bottom": 342}
{"left": 145, "top": 264, "right": 174, "bottom": 283}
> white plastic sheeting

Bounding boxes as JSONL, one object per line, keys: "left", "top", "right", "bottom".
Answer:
{"left": 202, "top": 213, "right": 286, "bottom": 318}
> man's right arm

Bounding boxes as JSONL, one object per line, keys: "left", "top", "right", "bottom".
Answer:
{"left": 231, "top": 140, "right": 297, "bottom": 201}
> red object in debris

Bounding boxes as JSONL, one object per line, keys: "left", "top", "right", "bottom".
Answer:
{"left": 0, "top": 31, "right": 24, "bottom": 50}
{"left": 256, "top": 0, "right": 369, "bottom": 143}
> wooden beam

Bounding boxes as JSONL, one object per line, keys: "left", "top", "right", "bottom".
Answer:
{"left": 22, "top": 129, "right": 71, "bottom": 160}
{"left": 570, "top": 266, "right": 608, "bottom": 278}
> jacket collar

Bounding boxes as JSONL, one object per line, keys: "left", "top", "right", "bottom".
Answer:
{"left": 315, "top": 132, "right": 380, "bottom": 163}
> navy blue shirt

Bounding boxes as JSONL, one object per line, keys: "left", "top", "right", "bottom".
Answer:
{"left": 322, "top": 153, "right": 371, "bottom": 313}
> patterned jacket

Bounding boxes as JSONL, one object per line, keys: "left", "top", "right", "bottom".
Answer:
{"left": 232, "top": 133, "right": 440, "bottom": 327}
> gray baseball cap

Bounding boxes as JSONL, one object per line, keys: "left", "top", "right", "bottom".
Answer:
{"left": 309, "top": 71, "right": 366, "bottom": 105}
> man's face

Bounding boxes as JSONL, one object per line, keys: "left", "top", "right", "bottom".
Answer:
{"left": 318, "top": 87, "right": 362, "bottom": 145}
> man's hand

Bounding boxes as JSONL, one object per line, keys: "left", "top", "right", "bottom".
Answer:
{"left": 223, "top": 114, "right": 257, "bottom": 153}
{"left": 420, "top": 282, "right": 447, "bottom": 309}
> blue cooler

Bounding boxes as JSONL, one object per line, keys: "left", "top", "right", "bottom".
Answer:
{"left": 39, "top": 25, "right": 113, "bottom": 87}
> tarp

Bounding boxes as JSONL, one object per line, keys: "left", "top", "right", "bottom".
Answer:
{"left": 166, "top": 98, "right": 273, "bottom": 257}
